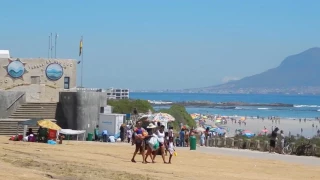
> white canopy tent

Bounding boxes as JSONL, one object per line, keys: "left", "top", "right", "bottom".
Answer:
{"left": 58, "top": 129, "right": 86, "bottom": 141}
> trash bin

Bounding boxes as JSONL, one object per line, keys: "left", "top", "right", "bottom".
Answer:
{"left": 190, "top": 135, "right": 196, "bottom": 150}
{"left": 87, "top": 133, "right": 93, "bottom": 141}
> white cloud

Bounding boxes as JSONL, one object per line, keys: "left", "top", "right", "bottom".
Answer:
{"left": 221, "top": 76, "right": 240, "bottom": 83}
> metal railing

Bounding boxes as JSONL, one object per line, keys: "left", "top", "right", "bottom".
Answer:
{"left": 7, "top": 93, "right": 25, "bottom": 110}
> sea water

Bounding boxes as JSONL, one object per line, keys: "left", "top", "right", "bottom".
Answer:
{"left": 130, "top": 93, "right": 320, "bottom": 118}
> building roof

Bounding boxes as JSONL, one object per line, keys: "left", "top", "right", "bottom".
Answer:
{"left": 0, "top": 50, "right": 10, "bottom": 58}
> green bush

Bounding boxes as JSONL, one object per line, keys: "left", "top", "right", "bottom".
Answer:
{"left": 107, "top": 100, "right": 196, "bottom": 131}
{"left": 107, "top": 99, "right": 154, "bottom": 114}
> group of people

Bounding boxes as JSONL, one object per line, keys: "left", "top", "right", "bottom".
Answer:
{"left": 269, "top": 127, "right": 286, "bottom": 154}
{"left": 131, "top": 121, "right": 175, "bottom": 164}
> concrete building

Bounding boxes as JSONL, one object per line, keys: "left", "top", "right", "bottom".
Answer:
{"left": 0, "top": 58, "right": 77, "bottom": 102}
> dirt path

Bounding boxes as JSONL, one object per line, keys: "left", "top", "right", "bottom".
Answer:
{"left": 0, "top": 137, "right": 319, "bottom": 180}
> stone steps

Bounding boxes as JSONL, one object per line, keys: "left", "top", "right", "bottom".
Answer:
{"left": 9, "top": 102, "right": 57, "bottom": 119}
{"left": 0, "top": 119, "right": 56, "bottom": 136}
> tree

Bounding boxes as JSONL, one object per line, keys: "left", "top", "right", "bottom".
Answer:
{"left": 107, "top": 99, "right": 154, "bottom": 114}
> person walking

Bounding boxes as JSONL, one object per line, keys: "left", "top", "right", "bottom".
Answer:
{"left": 179, "top": 129, "right": 185, "bottom": 147}
{"left": 269, "top": 127, "right": 279, "bottom": 153}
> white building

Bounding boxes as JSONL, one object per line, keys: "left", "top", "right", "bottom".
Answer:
{"left": 76, "top": 87, "right": 130, "bottom": 99}
{"left": 0, "top": 50, "right": 10, "bottom": 58}
{"left": 105, "top": 88, "right": 129, "bottom": 99}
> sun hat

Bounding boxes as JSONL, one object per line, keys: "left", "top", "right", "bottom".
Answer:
{"left": 147, "top": 123, "right": 156, "bottom": 129}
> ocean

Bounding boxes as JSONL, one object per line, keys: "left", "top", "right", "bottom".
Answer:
{"left": 130, "top": 93, "right": 320, "bottom": 119}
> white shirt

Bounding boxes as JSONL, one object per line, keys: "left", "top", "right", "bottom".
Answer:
{"left": 157, "top": 130, "right": 165, "bottom": 143}
{"left": 169, "top": 129, "right": 174, "bottom": 137}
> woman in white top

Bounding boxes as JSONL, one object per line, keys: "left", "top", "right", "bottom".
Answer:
{"left": 153, "top": 125, "right": 167, "bottom": 163}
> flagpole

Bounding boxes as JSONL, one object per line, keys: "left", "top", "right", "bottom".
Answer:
{"left": 48, "top": 34, "right": 50, "bottom": 59}
{"left": 50, "top": 32, "right": 53, "bottom": 58}
{"left": 81, "top": 36, "right": 84, "bottom": 87}
{"left": 54, "top": 33, "right": 58, "bottom": 58}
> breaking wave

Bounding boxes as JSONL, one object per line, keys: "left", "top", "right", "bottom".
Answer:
{"left": 294, "top": 105, "right": 320, "bottom": 108}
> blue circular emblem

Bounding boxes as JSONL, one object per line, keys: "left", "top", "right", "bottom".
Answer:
{"left": 46, "top": 63, "right": 63, "bottom": 81}
{"left": 7, "top": 60, "right": 25, "bottom": 78}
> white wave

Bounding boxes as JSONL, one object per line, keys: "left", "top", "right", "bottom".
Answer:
{"left": 318, "top": 109, "right": 320, "bottom": 112}
{"left": 294, "top": 105, "right": 320, "bottom": 108}
{"left": 235, "top": 107, "right": 242, "bottom": 110}
{"left": 148, "top": 100, "right": 173, "bottom": 105}
{"left": 257, "top": 108, "right": 269, "bottom": 110}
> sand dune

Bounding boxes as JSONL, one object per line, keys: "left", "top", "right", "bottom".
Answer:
{"left": 0, "top": 136, "right": 319, "bottom": 180}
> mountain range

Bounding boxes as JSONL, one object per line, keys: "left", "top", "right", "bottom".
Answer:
{"left": 186, "top": 47, "right": 320, "bottom": 94}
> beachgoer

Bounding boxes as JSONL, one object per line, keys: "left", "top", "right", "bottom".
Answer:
{"left": 120, "top": 125, "right": 125, "bottom": 142}
{"left": 205, "top": 127, "right": 210, "bottom": 146}
{"left": 144, "top": 123, "right": 157, "bottom": 163}
{"left": 168, "top": 127, "right": 174, "bottom": 138}
{"left": 94, "top": 125, "right": 99, "bottom": 141}
{"left": 165, "top": 132, "right": 169, "bottom": 156}
{"left": 26, "top": 128, "right": 34, "bottom": 136}
{"left": 153, "top": 125, "right": 167, "bottom": 163}
{"left": 179, "top": 129, "right": 185, "bottom": 147}
{"left": 269, "top": 127, "right": 279, "bottom": 153}
{"left": 167, "top": 137, "right": 175, "bottom": 164}
{"left": 200, "top": 132, "right": 205, "bottom": 146}
{"left": 127, "top": 128, "right": 132, "bottom": 143}
{"left": 280, "top": 130, "right": 285, "bottom": 154}
{"left": 102, "top": 130, "right": 108, "bottom": 142}
{"left": 185, "top": 129, "right": 190, "bottom": 147}
{"left": 131, "top": 122, "right": 146, "bottom": 163}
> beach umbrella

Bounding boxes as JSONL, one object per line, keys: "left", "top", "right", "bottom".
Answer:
{"left": 194, "top": 127, "right": 206, "bottom": 132}
{"left": 244, "top": 133, "right": 254, "bottom": 138}
{"left": 37, "top": 119, "right": 61, "bottom": 131}
{"left": 151, "top": 113, "right": 175, "bottom": 122}
{"left": 139, "top": 112, "right": 175, "bottom": 122}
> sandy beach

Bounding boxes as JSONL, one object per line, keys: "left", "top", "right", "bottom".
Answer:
{"left": 219, "top": 118, "right": 320, "bottom": 137}
{"left": 0, "top": 136, "right": 319, "bottom": 180}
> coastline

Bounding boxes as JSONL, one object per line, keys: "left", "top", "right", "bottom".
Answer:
{"left": 149, "top": 100, "right": 294, "bottom": 107}
{"left": 219, "top": 117, "right": 320, "bottom": 137}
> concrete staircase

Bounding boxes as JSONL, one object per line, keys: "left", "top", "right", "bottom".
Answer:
{"left": 0, "top": 119, "right": 57, "bottom": 136}
{"left": 9, "top": 102, "right": 57, "bottom": 119}
{"left": 0, "top": 119, "right": 39, "bottom": 136}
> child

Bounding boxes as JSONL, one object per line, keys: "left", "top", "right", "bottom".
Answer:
{"left": 164, "top": 132, "right": 169, "bottom": 156}
{"left": 167, "top": 136, "right": 175, "bottom": 164}
{"left": 168, "top": 126, "right": 174, "bottom": 138}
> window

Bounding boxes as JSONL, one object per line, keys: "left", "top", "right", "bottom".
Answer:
{"left": 31, "top": 76, "right": 40, "bottom": 84}
{"left": 64, "top": 77, "right": 70, "bottom": 89}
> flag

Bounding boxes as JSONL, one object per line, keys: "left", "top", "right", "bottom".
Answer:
{"left": 79, "top": 37, "right": 83, "bottom": 56}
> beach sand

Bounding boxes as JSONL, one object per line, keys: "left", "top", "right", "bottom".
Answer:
{"left": 0, "top": 136, "right": 319, "bottom": 180}
{"left": 221, "top": 118, "right": 320, "bottom": 137}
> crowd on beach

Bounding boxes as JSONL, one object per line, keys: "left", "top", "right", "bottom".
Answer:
{"left": 130, "top": 121, "right": 177, "bottom": 164}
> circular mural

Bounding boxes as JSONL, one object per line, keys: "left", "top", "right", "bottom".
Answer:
{"left": 46, "top": 63, "right": 63, "bottom": 81}
{"left": 7, "top": 60, "right": 25, "bottom": 78}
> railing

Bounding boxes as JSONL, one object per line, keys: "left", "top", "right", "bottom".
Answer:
{"left": 7, "top": 93, "right": 25, "bottom": 110}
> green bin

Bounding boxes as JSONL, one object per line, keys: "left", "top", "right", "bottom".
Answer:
{"left": 87, "top": 133, "right": 93, "bottom": 141}
{"left": 190, "top": 135, "right": 196, "bottom": 150}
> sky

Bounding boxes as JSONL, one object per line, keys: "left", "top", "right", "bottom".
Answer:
{"left": 1, "top": 0, "right": 320, "bottom": 90}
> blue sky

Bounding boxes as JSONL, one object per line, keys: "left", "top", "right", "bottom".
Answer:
{"left": 0, "top": 1, "right": 320, "bottom": 90}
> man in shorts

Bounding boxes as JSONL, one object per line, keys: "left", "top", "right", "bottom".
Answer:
{"left": 269, "top": 127, "right": 279, "bottom": 153}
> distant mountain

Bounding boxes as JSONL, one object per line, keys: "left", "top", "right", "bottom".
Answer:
{"left": 189, "top": 47, "right": 320, "bottom": 94}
